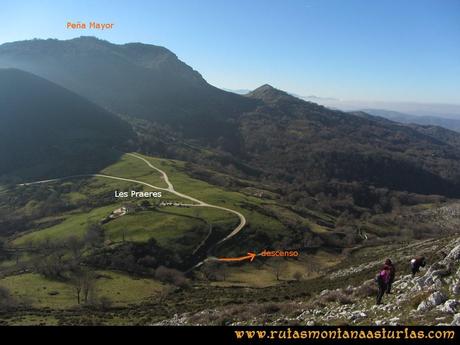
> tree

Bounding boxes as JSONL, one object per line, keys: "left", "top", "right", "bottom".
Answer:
{"left": 70, "top": 270, "right": 97, "bottom": 305}
{"left": 66, "top": 236, "right": 84, "bottom": 261}
{"left": 84, "top": 224, "right": 104, "bottom": 248}
{"left": 70, "top": 272, "right": 83, "bottom": 305}
{"left": 271, "top": 260, "right": 283, "bottom": 281}
{"left": 98, "top": 296, "right": 113, "bottom": 310}
{"left": 140, "top": 200, "right": 151, "bottom": 209}
{"left": 82, "top": 272, "right": 96, "bottom": 304}
{"left": 35, "top": 252, "right": 67, "bottom": 279}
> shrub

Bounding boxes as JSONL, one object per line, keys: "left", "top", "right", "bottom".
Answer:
{"left": 293, "top": 271, "right": 303, "bottom": 281}
{"left": 353, "top": 281, "right": 377, "bottom": 298}
{"left": 320, "top": 290, "right": 354, "bottom": 305}
{"left": 258, "top": 303, "right": 281, "bottom": 314}
{"left": 155, "top": 266, "right": 189, "bottom": 288}
{"left": 98, "top": 296, "right": 113, "bottom": 310}
{"left": 337, "top": 294, "right": 353, "bottom": 305}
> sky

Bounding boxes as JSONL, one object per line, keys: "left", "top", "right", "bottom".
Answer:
{"left": 0, "top": 0, "right": 459, "bottom": 106}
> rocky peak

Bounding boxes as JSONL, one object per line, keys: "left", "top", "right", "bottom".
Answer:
{"left": 247, "top": 84, "right": 294, "bottom": 102}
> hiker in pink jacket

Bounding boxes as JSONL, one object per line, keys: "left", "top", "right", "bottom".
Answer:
{"left": 375, "top": 265, "right": 391, "bottom": 305}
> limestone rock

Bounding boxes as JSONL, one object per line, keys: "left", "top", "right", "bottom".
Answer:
{"left": 319, "top": 289, "right": 330, "bottom": 297}
{"left": 428, "top": 291, "right": 448, "bottom": 306}
{"left": 445, "top": 244, "right": 460, "bottom": 262}
{"left": 451, "top": 313, "right": 460, "bottom": 326}
{"left": 452, "top": 281, "right": 460, "bottom": 295}
{"left": 417, "top": 300, "right": 431, "bottom": 312}
{"left": 439, "top": 300, "right": 459, "bottom": 314}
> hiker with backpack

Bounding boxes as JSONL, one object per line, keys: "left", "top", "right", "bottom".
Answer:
{"left": 384, "top": 258, "right": 396, "bottom": 294}
{"left": 375, "top": 265, "right": 391, "bottom": 305}
{"left": 410, "top": 256, "right": 426, "bottom": 277}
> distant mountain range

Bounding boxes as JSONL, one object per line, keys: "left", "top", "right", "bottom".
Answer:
{"left": 225, "top": 89, "right": 460, "bottom": 132}
{"left": 300, "top": 97, "right": 460, "bottom": 119}
{"left": 359, "top": 108, "right": 460, "bottom": 133}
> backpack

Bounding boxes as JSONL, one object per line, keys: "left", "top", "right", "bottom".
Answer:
{"left": 375, "top": 273, "right": 383, "bottom": 284}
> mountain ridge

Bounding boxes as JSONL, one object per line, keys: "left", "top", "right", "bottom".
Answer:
{"left": 0, "top": 37, "right": 257, "bottom": 147}
{"left": 361, "top": 108, "right": 460, "bottom": 133}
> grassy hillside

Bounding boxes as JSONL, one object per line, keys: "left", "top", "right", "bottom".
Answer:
{"left": 9, "top": 153, "right": 287, "bottom": 252}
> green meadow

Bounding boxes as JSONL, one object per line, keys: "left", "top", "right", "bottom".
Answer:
{"left": 0, "top": 271, "right": 164, "bottom": 309}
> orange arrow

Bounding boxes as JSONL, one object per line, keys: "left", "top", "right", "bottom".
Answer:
{"left": 217, "top": 252, "right": 257, "bottom": 263}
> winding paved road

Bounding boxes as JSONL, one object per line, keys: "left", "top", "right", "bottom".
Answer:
{"left": 19, "top": 153, "right": 247, "bottom": 246}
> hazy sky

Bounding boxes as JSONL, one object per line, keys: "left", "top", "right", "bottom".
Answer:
{"left": 1, "top": 0, "right": 459, "bottom": 104}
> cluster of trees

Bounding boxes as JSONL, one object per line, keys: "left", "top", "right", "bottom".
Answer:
{"left": 85, "top": 238, "right": 184, "bottom": 275}
{"left": 68, "top": 269, "right": 112, "bottom": 309}
{"left": 31, "top": 224, "right": 104, "bottom": 280}
{"left": 282, "top": 179, "right": 446, "bottom": 219}
{"left": 0, "top": 184, "right": 76, "bottom": 237}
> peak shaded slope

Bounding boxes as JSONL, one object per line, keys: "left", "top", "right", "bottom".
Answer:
{"left": 0, "top": 68, "right": 133, "bottom": 179}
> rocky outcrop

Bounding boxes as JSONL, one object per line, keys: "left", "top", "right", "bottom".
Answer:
{"left": 452, "top": 282, "right": 460, "bottom": 295}
{"left": 417, "top": 292, "right": 447, "bottom": 311}
{"left": 451, "top": 313, "right": 460, "bottom": 326}
{"left": 443, "top": 244, "right": 460, "bottom": 262}
{"left": 438, "top": 300, "right": 459, "bottom": 314}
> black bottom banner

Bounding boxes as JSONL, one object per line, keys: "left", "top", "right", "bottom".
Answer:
{"left": 1, "top": 325, "right": 458, "bottom": 344}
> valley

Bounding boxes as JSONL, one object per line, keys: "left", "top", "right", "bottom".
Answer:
{"left": 0, "top": 152, "right": 312, "bottom": 323}
{"left": 1, "top": 151, "right": 459, "bottom": 325}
